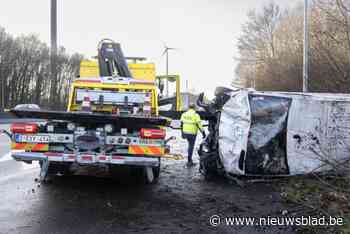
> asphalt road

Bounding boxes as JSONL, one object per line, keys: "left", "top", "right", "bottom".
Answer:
{"left": 0, "top": 124, "right": 294, "bottom": 234}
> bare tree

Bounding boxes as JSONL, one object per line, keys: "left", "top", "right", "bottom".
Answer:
{"left": 0, "top": 27, "right": 83, "bottom": 110}
{"left": 236, "top": 0, "right": 350, "bottom": 93}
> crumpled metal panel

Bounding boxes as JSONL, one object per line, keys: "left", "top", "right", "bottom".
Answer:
{"left": 286, "top": 95, "right": 350, "bottom": 175}
{"left": 218, "top": 90, "right": 250, "bottom": 175}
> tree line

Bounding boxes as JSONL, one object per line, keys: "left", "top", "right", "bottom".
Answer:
{"left": 0, "top": 27, "right": 83, "bottom": 110}
{"left": 235, "top": 0, "right": 350, "bottom": 93}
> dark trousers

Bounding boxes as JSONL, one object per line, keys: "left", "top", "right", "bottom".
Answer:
{"left": 183, "top": 133, "right": 197, "bottom": 162}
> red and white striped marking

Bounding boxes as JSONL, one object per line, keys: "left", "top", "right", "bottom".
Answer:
{"left": 45, "top": 153, "right": 113, "bottom": 163}
{"left": 64, "top": 154, "right": 76, "bottom": 162}
{"left": 97, "top": 155, "right": 110, "bottom": 163}
{"left": 78, "top": 154, "right": 95, "bottom": 164}
{"left": 111, "top": 155, "right": 125, "bottom": 164}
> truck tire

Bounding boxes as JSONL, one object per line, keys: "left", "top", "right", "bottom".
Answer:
{"left": 153, "top": 165, "right": 160, "bottom": 179}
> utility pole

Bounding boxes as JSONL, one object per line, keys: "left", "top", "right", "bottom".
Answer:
{"left": 303, "top": 0, "right": 309, "bottom": 92}
{"left": 166, "top": 50, "right": 169, "bottom": 96}
{"left": 51, "top": 0, "right": 58, "bottom": 82}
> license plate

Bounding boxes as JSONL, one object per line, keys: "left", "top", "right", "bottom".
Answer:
{"left": 16, "top": 134, "right": 50, "bottom": 143}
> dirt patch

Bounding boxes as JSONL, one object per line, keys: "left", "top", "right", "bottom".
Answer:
{"left": 1, "top": 127, "right": 295, "bottom": 233}
{"left": 27, "top": 160, "right": 295, "bottom": 234}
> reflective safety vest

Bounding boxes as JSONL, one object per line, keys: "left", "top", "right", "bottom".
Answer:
{"left": 180, "top": 109, "right": 203, "bottom": 135}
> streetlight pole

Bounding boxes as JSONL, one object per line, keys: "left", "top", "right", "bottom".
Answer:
{"left": 303, "top": 0, "right": 309, "bottom": 92}
{"left": 51, "top": 0, "right": 57, "bottom": 82}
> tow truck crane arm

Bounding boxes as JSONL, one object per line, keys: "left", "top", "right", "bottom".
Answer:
{"left": 97, "top": 39, "right": 132, "bottom": 77}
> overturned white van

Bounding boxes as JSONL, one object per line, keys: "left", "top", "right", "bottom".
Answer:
{"left": 198, "top": 89, "right": 350, "bottom": 177}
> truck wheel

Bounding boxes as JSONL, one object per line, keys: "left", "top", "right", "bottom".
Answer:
{"left": 153, "top": 165, "right": 160, "bottom": 179}
{"left": 151, "top": 158, "right": 161, "bottom": 179}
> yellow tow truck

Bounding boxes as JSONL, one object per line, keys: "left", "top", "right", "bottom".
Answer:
{"left": 6, "top": 39, "right": 181, "bottom": 184}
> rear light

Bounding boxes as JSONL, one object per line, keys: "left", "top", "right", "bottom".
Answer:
{"left": 144, "top": 93, "right": 151, "bottom": 102}
{"left": 140, "top": 128, "right": 166, "bottom": 139}
{"left": 11, "top": 123, "right": 39, "bottom": 134}
{"left": 82, "top": 95, "right": 92, "bottom": 112}
{"left": 112, "top": 107, "right": 120, "bottom": 115}
{"left": 143, "top": 93, "right": 152, "bottom": 116}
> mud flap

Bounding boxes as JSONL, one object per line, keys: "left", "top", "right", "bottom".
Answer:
{"left": 39, "top": 160, "right": 50, "bottom": 182}
{"left": 144, "top": 166, "right": 155, "bottom": 184}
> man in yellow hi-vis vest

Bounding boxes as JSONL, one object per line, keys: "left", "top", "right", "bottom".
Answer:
{"left": 180, "top": 103, "right": 206, "bottom": 167}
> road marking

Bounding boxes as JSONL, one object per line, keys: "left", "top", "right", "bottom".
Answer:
{"left": 0, "top": 152, "right": 12, "bottom": 162}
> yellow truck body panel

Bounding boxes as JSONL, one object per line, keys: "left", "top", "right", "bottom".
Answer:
{"left": 128, "top": 63, "right": 156, "bottom": 82}
{"left": 79, "top": 60, "right": 99, "bottom": 77}
{"left": 80, "top": 60, "right": 156, "bottom": 82}
{"left": 76, "top": 60, "right": 159, "bottom": 115}
{"left": 67, "top": 80, "right": 159, "bottom": 115}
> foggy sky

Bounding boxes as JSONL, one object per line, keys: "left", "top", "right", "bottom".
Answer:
{"left": 0, "top": 0, "right": 299, "bottom": 96}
